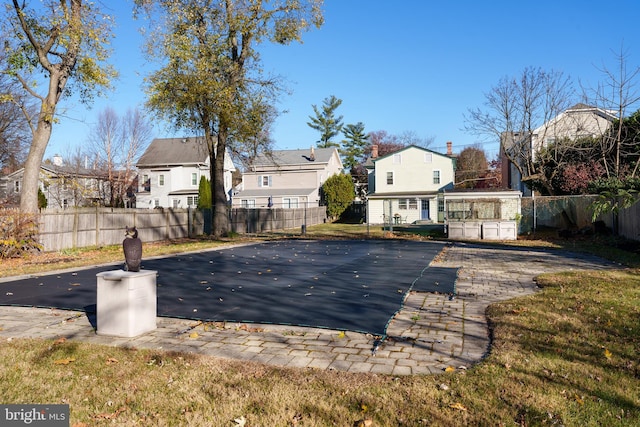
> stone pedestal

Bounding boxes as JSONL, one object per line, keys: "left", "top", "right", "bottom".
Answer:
{"left": 96, "top": 270, "right": 157, "bottom": 337}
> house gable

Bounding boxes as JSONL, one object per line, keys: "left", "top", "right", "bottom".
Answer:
{"left": 233, "top": 147, "right": 343, "bottom": 208}
{"left": 369, "top": 145, "right": 455, "bottom": 196}
{"left": 135, "top": 136, "right": 236, "bottom": 209}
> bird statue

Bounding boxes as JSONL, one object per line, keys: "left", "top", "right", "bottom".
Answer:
{"left": 123, "top": 226, "right": 142, "bottom": 272}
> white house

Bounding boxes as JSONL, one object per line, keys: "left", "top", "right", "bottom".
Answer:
{"left": 503, "top": 103, "right": 617, "bottom": 194}
{"left": 232, "top": 147, "right": 343, "bottom": 208}
{"left": 135, "top": 137, "right": 236, "bottom": 209}
{"left": 366, "top": 144, "right": 456, "bottom": 224}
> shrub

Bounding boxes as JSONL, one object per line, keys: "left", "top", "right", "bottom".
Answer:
{"left": 0, "top": 209, "right": 43, "bottom": 258}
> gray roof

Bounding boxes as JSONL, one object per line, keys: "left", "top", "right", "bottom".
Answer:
{"left": 234, "top": 188, "right": 317, "bottom": 198}
{"left": 252, "top": 147, "right": 336, "bottom": 167}
{"left": 137, "top": 137, "right": 209, "bottom": 166}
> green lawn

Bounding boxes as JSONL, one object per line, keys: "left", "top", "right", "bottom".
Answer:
{"left": 1, "top": 224, "right": 638, "bottom": 426}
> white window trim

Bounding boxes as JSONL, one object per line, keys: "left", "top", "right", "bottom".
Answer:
{"left": 386, "top": 171, "right": 394, "bottom": 185}
{"left": 433, "top": 169, "right": 441, "bottom": 185}
{"left": 259, "top": 175, "right": 272, "bottom": 187}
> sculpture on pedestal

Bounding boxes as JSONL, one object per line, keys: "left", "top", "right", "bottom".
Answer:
{"left": 123, "top": 226, "right": 142, "bottom": 272}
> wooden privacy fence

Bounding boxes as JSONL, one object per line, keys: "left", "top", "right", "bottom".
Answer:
{"left": 35, "top": 206, "right": 327, "bottom": 251}
{"left": 520, "top": 195, "right": 640, "bottom": 241}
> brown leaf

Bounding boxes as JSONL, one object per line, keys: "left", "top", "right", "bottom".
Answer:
{"left": 54, "top": 357, "right": 75, "bottom": 365}
{"left": 449, "top": 402, "right": 467, "bottom": 411}
{"left": 94, "top": 406, "right": 126, "bottom": 420}
{"left": 53, "top": 337, "right": 67, "bottom": 345}
{"left": 106, "top": 357, "right": 119, "bottom": 365}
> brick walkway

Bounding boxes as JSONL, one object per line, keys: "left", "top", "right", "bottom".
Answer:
{"left": 0, "top": 243, "right": 616, "bottom": 375}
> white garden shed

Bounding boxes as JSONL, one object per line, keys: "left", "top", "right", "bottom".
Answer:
{"left": 443, "top": 189, "right": 522, "bottom": 240}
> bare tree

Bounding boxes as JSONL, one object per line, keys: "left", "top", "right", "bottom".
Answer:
{"left": 87, "top": 107, "right": 152, "bottom": 206}
{"left": 584, "top": 45, "right": 640, "bottom": 179}
{"left": 0, "top": 72, "right": 31, "bottom": 174}
{"left": 464, "top": 67, "right": 576, "bottom": 195}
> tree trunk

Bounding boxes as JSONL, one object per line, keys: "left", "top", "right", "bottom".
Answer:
{"left": 20, "top": 115, "right": 54, "bottom": 213}
{"left": 212, "top": 127, "right": 230, "bottom": 238}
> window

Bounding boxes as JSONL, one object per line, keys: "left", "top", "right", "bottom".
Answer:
{"left": 241, "top": 199, "right": 256, "bottom": 208}
{"left": 187, "top": 196, "right": 199, "bottom": 207}
{"left": 14, "top": 180, "right": 20, "bottom": 193}
{"left": 386, "top": 171, "right": 394, "bottom": 185}
{"left": 172, "top": 199, "right": 180, "bottom": 208}
{"left": 191, "top": 173, "right": 197, "bottom": 186}
{"left": 424, "top": 153, "right": 432, "bottom": 163}
{"left": 438, "top": 198, "right": 445, "bottom": 213}
{"left": 142, "top": 174, "right": 150, "bottom": 192}
{"left": 283, "top": 197, "right": 299, "bottom": 208}
{"left": 154, "top": 199, "right": 160, "bottom": 207}
{"left": 433, "top": 170, "right": 440, "bottom": 185}
{"left": 399, "top": 198, "right": 418, "bottom": 210}
{"left": 159, "top": 174, "right": 165, "bottom": 186}
{"left": 393, "top": 154, "right": 402, "bottom": 164}
{"left": 259, "top": 175, "right": 271, "bottom": 187}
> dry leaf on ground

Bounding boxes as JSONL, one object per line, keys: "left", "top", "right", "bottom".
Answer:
{"left": 54, "top": 357, "right": 75, "bottom": 365}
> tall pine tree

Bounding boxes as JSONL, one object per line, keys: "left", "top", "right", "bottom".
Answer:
{"left": 307, "top": 95, "right": 344, "bottom": 148}
{"left": 341, "top": 122, "right": 369, "bottom": 171}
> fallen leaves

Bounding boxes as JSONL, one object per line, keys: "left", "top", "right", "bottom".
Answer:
{"left": 106, "top": 357, "right": 119, "bottom": 365}
{"left": 449, "top": 402, "right": 467, "bottom": 411}
{"left": 54, "top": 357, "right": 76, "bottom": 365}
{"left": 95, "top": 406, "right": 126, "bottom": 420}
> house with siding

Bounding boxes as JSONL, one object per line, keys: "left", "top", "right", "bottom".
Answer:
{"left": 232, "top": 147, "right": 343, "bottom": 208}
{"left": 135, "top": 137, "right": 236, "bottom": 209}
{"left": 502, "top": 103, "right": 616, "bottom": 195}
{"left": 366, "top": 144, "right": 456, "bottom": 224}
{"left": 1, "top": 155, "right": 110, "bottom": 209}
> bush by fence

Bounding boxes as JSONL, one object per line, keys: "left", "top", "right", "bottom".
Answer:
{"left": 0, "top": 209, "right": 42, "bottom": 258}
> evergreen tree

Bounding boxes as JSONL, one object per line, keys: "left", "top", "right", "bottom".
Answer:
{"left": 307, "top": 95, "right": 344, "bottom": 148}
{"left": 321, "top": 173, "right": 354, "bottom": 219}
{"left": 197, "top": 176, "right": 212, "bottom": 209}
{"left": 341, "top": 122, "right": 369, "bottom": 171}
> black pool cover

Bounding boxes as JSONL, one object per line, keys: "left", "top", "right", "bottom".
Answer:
{"left": 0, "top": 240, "right": 458, "bottom": 336}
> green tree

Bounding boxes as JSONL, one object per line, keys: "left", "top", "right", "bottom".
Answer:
{"left": 136, "top": 0, "right": 323, "bottom": 238}
{"left": 197, "top": 176, "right": 212, "bottom": 209}
{"left": 307, "top": 95, "right": 343, "bottom": 148}
{"left": 3, "top": 0, "right": 116, "bottom": 214}
{"left": 341, "top": 122, "right": 369, "bottom": 171}
{"left": 321, "top": 173, "right": 354, "bottom": 219}
{"left": 37, "top": 188, "right": 47, "bottom": 210}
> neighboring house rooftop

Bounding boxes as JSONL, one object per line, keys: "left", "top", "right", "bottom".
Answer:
{"left": 250, "top": 147, "right": 337, "bottom": 169}
{"left": 137, "top": 137, "right": 209, "bottom": 167}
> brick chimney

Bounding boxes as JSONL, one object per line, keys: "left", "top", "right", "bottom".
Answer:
{"left": 371, "top": 144, "right": 378, "bottom": 159}
{"left": 446, "top": 141, "right": 453, "bottom": 156}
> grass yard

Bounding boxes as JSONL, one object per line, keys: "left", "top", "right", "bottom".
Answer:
{"left": 1, "top": 224, "right": 639, "bottom": 426}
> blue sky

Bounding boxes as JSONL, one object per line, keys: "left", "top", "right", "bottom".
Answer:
{"left": 46, "top": 0, "right": 640, "bottom": 163}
